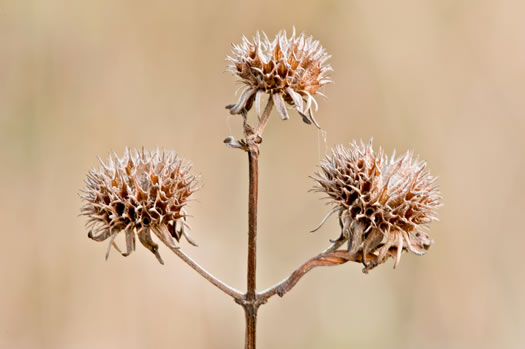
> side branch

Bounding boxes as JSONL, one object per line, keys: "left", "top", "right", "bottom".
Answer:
{"left": 161, "top": 238, "right": 244, "bottom": 301}
{"left": 255, "top": 96, "right": 274, "bottom": 137}
{"left": 258, "top": 250, "right": 367, "bottom": 302}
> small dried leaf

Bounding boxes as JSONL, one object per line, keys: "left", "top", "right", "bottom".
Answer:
{"left": 272, "top": 93, "right": 289, "bottom": 120}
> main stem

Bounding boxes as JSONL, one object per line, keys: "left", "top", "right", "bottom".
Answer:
{"left": 244, "top": 149, "right": 259, "bottom": 349}
{"left": 247, "top": 151, "right": 258, "bottom": 299}
{"left": 241, "top": 96, "right": 273, "bottom": 349}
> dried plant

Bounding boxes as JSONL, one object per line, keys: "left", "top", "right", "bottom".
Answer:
{"left": 312, "top": 140, "right": 440, "bottom": 273}
{"left": 80, "top": 149, "right": 198, "bottom": 264}
{"left": 226, "top": 28, "right": 332, "bottom": 127}
{"left": 80, "top": 29, "right": 441, "bottom": 349}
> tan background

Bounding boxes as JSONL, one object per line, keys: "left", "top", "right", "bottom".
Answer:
{"left": 1, "top": 0, "right": 524, "bottom": 348}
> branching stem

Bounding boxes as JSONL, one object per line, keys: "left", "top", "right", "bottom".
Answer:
{"left": 166, "top": 97, "right": 360, "bottom": 348}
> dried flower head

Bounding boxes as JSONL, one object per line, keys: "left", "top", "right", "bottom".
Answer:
{"left": 312, "top": 140, "right": 441, "bottom": 272}
{"left": 226, "top": 28, "right": 332, "bottom": 127}
{"left": 80, "top": 148, "right": 198, "bottom": 264}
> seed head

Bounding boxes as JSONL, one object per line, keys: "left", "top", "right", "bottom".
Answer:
{"left": 80, "top": 148, "right": 198, "bottom": 264}
{"left": 226, "top": 28, "right": 332, "bottom": 127}
{"left": 312, "top": 140, "right": 441, "bottom": 272}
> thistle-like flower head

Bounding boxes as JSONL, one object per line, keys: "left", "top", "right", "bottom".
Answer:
{"left": 80, "top": 148, "right": 198, "bottom": 264}
{"left": 226, "top": 28, "right": 332, "bottom": 127}
{"left": 312, "top": 140, "right": 441, "bottom": 272}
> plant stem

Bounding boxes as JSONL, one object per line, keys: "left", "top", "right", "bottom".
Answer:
{"left": 158, "top": 233, "right": 243, "bottom": 301}
{"left": 168, "top": 96, "right": 368, "bottom": 347}
{"left": 243, "top": 300, "right": 258, "bottom": 349}
{"left": 246, "top": 150, "right": 258, "bottom": 300}
{"left": 258, "top": 250, "right": 363, "bottom": 302}
{"left": 244, "top": 148, "right": 259, "bottom": 349}
{"left": 255, "top": 96, "right": 274, "bottom": 137}
{"left": 241, "top": 96, "right": 274, "bottom": 349}
{"left": 258, "top": 225, "right": 370, "bottom": 302}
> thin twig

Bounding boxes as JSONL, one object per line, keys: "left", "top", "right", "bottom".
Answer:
{"left": 161, "top": 239, "right": 244, "bottom": 301}
{"left": 255, "top": 96, "right": 274, "bottom": 137}
{"left": 258, "top": 250, "right": 367, "bottom": 302}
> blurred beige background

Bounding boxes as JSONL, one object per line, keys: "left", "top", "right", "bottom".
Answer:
{"left": 1, "top": 0, "right": 524, "bottom": 348}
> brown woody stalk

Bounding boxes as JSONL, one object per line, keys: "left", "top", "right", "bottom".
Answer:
{"left": 244, "top": 146, "right": 259, "bottom": 349}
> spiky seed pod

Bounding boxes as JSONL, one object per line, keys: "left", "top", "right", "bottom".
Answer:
{"left": 226, "top": 28, "right": 332, "bottom": 128}
{"left": 312, "top": 140, "right": 441, "bottom": 272}
{"left": 80, "top": 148, "right": 198, "bottom": 264}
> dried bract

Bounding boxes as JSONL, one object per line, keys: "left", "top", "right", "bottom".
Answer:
{"left": 226, "top": 29, "right": 332, "bottom": 127}
{"left": 312, "top": 140, "right": 441, "bottom": 272}
{"left": 80, "top": 148, "right": 198, "bottom": 264}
